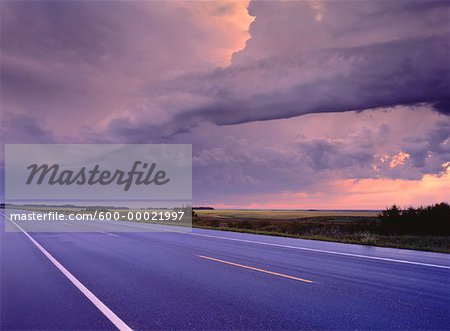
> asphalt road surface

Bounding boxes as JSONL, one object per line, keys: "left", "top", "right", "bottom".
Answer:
{"left": 1, "top": 210, "right": 449, "bottom": 330}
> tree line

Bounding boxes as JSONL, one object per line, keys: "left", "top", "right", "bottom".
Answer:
{"left": 378, "top": 202, "right": 450, "bottom": 235}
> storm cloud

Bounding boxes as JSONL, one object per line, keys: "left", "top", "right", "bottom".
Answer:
{"left": 1, "top": 0, "right": 449, "bottom": 207}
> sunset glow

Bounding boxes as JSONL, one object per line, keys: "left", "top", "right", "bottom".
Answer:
{"left": 1, "top": 1, "right": 449, "bottom": 209}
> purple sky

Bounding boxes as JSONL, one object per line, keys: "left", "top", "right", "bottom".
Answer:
{"left": 1, "top": 0, "right": 449, "bottom": 208}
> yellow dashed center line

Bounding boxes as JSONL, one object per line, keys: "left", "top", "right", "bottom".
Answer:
{"left": 198, "top": 255, "right": 313, "bottom": 284}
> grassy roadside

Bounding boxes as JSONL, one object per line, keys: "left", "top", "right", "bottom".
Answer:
{"left": 193, "top": 210, "right": 450, "bottom": 253}
{"left": 192, "top": 224, "right": 450, "bottom": 253}
{"left": 5, "top": 205, "right": 449, "bottom": 253}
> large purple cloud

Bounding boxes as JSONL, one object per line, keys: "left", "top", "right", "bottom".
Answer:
{"left": 105, "top": 0, "right": 450, "bottom": 141}
{"left": 171, "top": 35, "right": 449, "bottom": 125}
{"left": 2, "top": 0, "right": 449, "bottom": 142}
{"left": 1, "top": 1, "right": 449, "bottom": 206}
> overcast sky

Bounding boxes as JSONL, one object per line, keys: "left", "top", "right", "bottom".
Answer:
{"left": 1, "top": 0, "right": 449, "bottom": 208}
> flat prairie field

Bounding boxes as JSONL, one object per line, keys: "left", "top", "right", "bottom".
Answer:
{"left": 195, "top": 209, "right": 379, "bottom": 220}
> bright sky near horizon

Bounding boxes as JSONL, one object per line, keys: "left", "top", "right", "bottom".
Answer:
{"left": 1, "top": 0, "right": 449, "bottom": 209}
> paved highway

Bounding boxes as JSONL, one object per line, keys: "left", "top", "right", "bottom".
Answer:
{"left": 1, "top": 211, "right": 449, "bottom": 330}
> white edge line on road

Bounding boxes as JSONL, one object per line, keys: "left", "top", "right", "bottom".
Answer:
{"left": 97, "top": 231, "right": 120, "bottom": 237}
{"left": 4, "top": 210, "right": 450, "bottom": 270}
{"left": 3, "top": 214, "right": 132, "bottom": 331}
{"left": 91, "top": 220, "right": 450, "bottom": 270}
{"left": 187, "top": 232, "right": 450, "bottom": 270}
